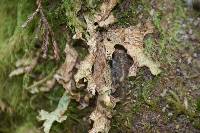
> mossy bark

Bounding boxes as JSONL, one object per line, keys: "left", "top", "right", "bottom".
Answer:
{"left": 0, "top": 0, "right": 200, "bottom": 133}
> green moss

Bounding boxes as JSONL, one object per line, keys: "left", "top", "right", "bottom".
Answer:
{"left": 62, "top": 0, "right": 86, "bottom": 33}
{"left": 0, "top": 1, "right": 39, "bottom": 132}
{"left": 114, "top": 0, "right": 146, "bottom": 27}
{"left": 143, "top": 0, "right": 186, "bottom": 64}
{"left": 15, "top": 123, "right": 40, "bottom": 133}
{"left": 0, "top": 0, "right": 35, "bottom": 99}
{"left": 0, "top": 0, "right": 17, "bottom": 45}
{"left": 196, "top": 98, "right": 200, "bottom": 112}
{"left": 166, "top": 90, "right": 196, "bottom": 118}
{"left": 111, "top": 68, "right": 160, "bottom": 132}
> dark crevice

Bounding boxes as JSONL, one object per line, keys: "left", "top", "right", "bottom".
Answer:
{"left": 111, "top": 44, "right": 134, "bottom": 98}
{"left": 73, "top": 39, "right": 89, "bottom": 60}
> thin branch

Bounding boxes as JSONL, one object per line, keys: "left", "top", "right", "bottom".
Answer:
{"left": 21, "top": 8, "right": 40, "bottom": 28}
{"left": 22, "top": 0, "right": 60, "bottom": 60}
{"left": 26, "top": 68, "right": 56, "bottom": 90}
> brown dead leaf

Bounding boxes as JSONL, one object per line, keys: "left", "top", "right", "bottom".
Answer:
{"left": 9, "top": 52, "right": 40, "bottom": 77}
{"left": 55, "top": 45, "right": 78, "bottom": 91}
{"left": 55, "top": 45, "right": 81, "bottom": 102}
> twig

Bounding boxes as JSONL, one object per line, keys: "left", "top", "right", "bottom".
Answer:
{"left": 21, "top": 8, "right": 40, "bottom": 28}
{"left": 22, "top": 0, "right": 60, "bottom": 60}
{"left": 26, "top": 68, "right": 56, "bottom": 90}
{"left": 42, "top": 26, "right": 50, "bottom": 58}
{"left": 38, "top": 0, "right": 60, "bottom": 60}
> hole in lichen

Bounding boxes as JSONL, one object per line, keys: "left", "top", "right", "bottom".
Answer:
{"left": 111, "top": 44, "right": 134, "bottom": 90}
{"left": 94, "top": 22, "right": 98, "bottom": 26}
{"left": 114, "top": 44, "right": 128, "bottom": 53}
{"left": 96, "top": 27, "right": 107, "bottom": 33}
{"left": 73, "top": 39, "right": 89, "bottom": 60}
{"left": 34, "top": 40, "right": 42, "bottom": 48}
{"left": 107, "top": 38, "right": 111, "bottom": 41}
